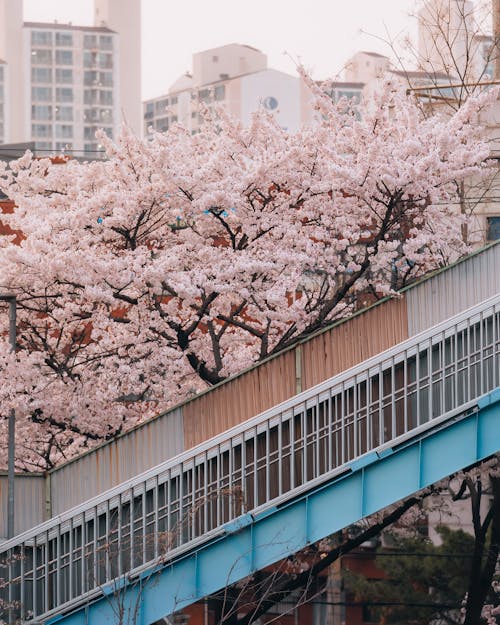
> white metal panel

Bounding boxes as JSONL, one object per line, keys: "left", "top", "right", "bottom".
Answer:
{"left": 406, "top": 242, "right": 500, "bottom": 336}
{"left": 48, "top": 407, "right": 184, "bottom": 516}
{"left": 0, "top": 473, "right": 45, "bottom": 539}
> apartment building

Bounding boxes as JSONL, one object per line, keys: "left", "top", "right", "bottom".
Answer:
{"left": 0, "top": 0, "right": 141, "bottom": 155}
{"left": 143, "top": 43, "right": 315, "bottom": 136}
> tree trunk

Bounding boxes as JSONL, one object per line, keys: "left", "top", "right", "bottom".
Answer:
{"left": 463, "top": 476, "right": 500, "bottom": 625}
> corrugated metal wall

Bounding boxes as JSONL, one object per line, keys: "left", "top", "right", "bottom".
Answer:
{"left": 406, "top": 243, "right": 500, "bottom": 335}
{"left": 0, "top": 473, "right": 45, "bottom": 539}
{"left": 49, "top": 407, "right": 184, "bottom": 515}
{"left": 183, "top": 349, "right": 296, "bottom": 449}
{"left": 5, "top": 242, "right": 498, "bottom": 525}
{"left": 301, "top": 297, "right": 409, "bottom": 391}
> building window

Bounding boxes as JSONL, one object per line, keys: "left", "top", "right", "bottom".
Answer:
{"left": 55, "top": 124, "right": 73, "bottom": 139}
{"left": 84, "top": 90, "right": 98, "bottom": 105}
{"left": 34, "top": 141, "right": 52, "bottom": 151}
{"left": 155, "top": 99, "right": 169, "bottom": 114}
{"left": 84, "top": 35, "right": 97, "bottom": 48}
{"left": 32, "top": 67, "right": 52, "bottom": 83}
{"left": 199, "top": 88, "right": 211, "bottom": 103}
{"left": 100, "top": 71, "right": 113, "bottom": 87}
{"left": 84, "top": 142, "right": 100, "bottom": 152}
{"left": 99, "top": 90, "right": 113, "bottom": 105}
{"left": 487, "top": 216, "right": 500, "bottom": 241}
{"left": 55, "top": 32, "right": 73, "bottom": 47}
{"left": 32, "top": 86, "right": 52, "bottom": 101}
{"left": 55, "top": 87, "right": 73, "bottom": 102}
{"left": 84, "top": 127, "right": 111, "bottom": 143}
{"left": 84, "top": 126, "right": 98, "bottom": 140}
{"left": 31, "top": 49, "right": 52, "bottom": 65}
{"left": 155, "top": 117, "right": 169, "bottom": 132}
{"left": 84, "top": 50, "right": 113, "bottom": 68}
{"left": 98, "top": 53, "right": 113, "bottom": 70}
{"left": 214, "top": 85, "right": 225, "bottom": 101}
{"left": 0, "top": 66, "right": 4, "bottom": 81}
{"left": 170, "top": 96, "right": 178, "bottom": 105}
{"left": 337, "top": 90, "right": 361, "bottom": 101}
{"left": 31, "top": 31, "right": 52, "bottom": 46}
{"left": 99, "top": 108, "right": 113, "bottom": 123}
{"left": 83, "top": 51, "right": 97, "bottom": 68}
{"left": 55, "top": 106, "right": 73, "bottom": 121}
{"left": 99, "top": 35, "right": 113, "bottom": 50}
{"left": 55, "top": 68, "right": 73, "bottom": 84}
{"left": 55, "top": 142, "right": 72, "bottom": 151}
{"left": 84, "top": 71, "right": 112, "bottom": 87}
{"left": 32, "top": 123, "right": 51, "bottom": 138}
{"left": 55, "top": 50, "right": 73, "bottom": 66}
{"left": 32, "top": 105, "right": 52, "bottom": 121}
{"left": 84, "top": 108, "right": 99, "bottom": 122}
{"left": 84, "top": 71, "right": 98, "bottom": 86}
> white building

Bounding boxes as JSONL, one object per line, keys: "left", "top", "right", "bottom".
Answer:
{"left": 344, "top": 50, "right": 391, "bottom": 84}
{"left": 0, "top": 0, "right": 141, "bottom": 155}
{"left": 418, "top": 0, "right": 493, "bottom": 81}
{"left": 143, "top": 43, "right": 314, "bottom": 136}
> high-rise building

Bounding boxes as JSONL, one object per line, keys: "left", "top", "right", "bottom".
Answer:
{"left": 0, "top": 0, "right": 141, "bottom": 155}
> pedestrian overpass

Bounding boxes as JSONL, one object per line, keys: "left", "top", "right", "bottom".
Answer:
{"left": 1, "top": 294, "right": 499, "bottom": 625}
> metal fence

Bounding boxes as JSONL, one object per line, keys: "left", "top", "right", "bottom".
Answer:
{"left": 1, "top": 294, "right": 499, "bottom": 623}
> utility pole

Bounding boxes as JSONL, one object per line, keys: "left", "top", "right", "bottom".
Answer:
{"left": 0, "top": 294, "right": 16, "bottom": 539}
{"left": 494, "top": 0, "right": 500, "bottom": 80}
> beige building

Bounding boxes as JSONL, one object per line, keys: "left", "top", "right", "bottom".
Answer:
{"left": 418, "top": 0, "right": 493, "bottom": 81}
{"left": 143, "top": 43, "right": 315, "bottom": 137}
{"left": 0, "top": 0, "right": 141, "bottom": 155}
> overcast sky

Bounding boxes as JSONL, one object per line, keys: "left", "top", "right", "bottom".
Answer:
{"left": 24, "top": 0, "right": 419, "bottom": 100}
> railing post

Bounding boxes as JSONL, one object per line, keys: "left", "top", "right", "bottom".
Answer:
{"left": 0, "top": 295, "right": 17, "bottom": 541}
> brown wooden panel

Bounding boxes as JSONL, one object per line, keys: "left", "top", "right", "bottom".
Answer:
{"left": 301, "top": 296, "right": 409, "bottom": 390}
{"left": 184, "top": 349, "right": 297, "bottom": 449}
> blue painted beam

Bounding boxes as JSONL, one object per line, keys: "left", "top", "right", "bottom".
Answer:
{"left": 45, "top": 392, "right": 500, "bottom": 625}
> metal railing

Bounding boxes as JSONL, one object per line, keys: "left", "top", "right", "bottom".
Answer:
{"left": 1, "top": 294, "right": 499, "bottom": 623}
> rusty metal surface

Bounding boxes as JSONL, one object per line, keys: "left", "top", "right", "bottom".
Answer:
{"left": 48, "top": 407, "right": 184, "bottom": 516}
{"left": 0, "top": 473, "right": 45, "bottom": 539}
{"left": 300, "top": 296, "right": 409, "bottom": 391}
{"left": 183, "top": 349, "right": 297, "bottom": 449}
{"left": 24, "top": 243, "right": 500, "bottom": 522}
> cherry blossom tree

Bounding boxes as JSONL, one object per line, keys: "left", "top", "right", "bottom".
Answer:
{"left": 0, "top": 77, "right": 496, "bottom": 469}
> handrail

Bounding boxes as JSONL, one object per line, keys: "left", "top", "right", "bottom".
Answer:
{"left": 1, "top": 293, "right": 499, "bottom": 622}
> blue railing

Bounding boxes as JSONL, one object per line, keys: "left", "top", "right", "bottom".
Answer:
{"left": 1, "top": 294, "right": 499, "bottom": 623}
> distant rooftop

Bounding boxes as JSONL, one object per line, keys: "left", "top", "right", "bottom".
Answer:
{"left": 330, "top": 81, "right": 365, "bottom": 89}
{"left": 160, "top": 67, "right": 295, "bottom": 99}
{"left": 360, "top": 51, "right": 389, "bottom": 59}
{"left": 390, "top": 69, "right": 454, "bottom": 80}
{"left": 23, "top": 21, "right": 115, "bottom": 33}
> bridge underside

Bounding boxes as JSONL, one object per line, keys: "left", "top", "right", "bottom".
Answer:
{"left": 46, "top": 390, "right": 500, "bottom": 625}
